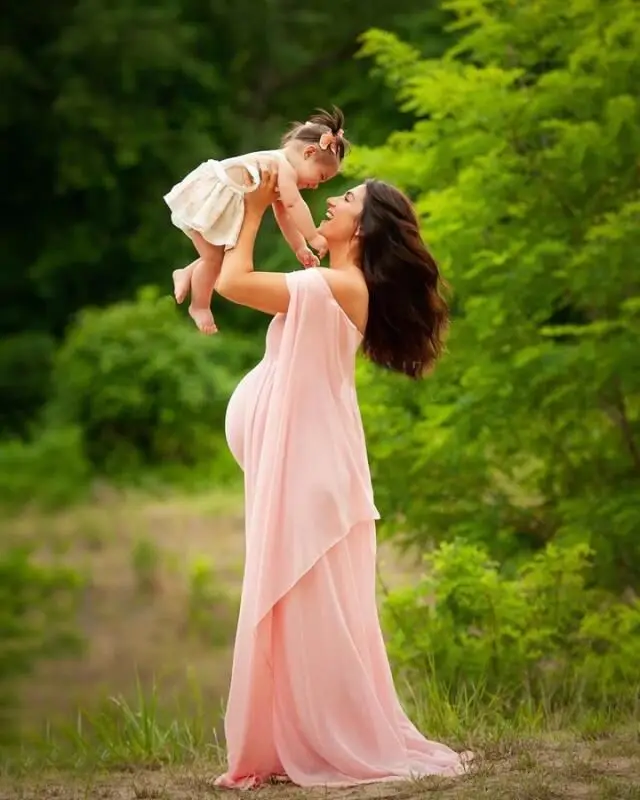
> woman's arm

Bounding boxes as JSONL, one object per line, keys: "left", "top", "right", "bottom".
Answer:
{"left": 216, "top": 169, "right": 291, "bottom": 316}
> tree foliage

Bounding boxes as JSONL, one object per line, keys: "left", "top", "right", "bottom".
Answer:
{"left": 1, "top": 0, "right": 453, "bottom": 441}
{"left": 0, "top": 0, "right": 450, "bottom": 340}
{"left": 353, "top": 0, "right": 640, "bottom": 589}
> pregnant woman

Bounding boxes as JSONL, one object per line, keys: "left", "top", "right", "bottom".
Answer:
{"left": 214, "top": 166, "right": 470, "bottom": 788}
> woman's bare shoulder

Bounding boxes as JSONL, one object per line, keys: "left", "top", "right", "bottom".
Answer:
{"left": 316, "top": 267, "right": 368, "bottom": 334}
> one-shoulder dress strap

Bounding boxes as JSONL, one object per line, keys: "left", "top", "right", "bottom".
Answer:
{"left": 285, "top": 268, "right": 361, "bottom": 340}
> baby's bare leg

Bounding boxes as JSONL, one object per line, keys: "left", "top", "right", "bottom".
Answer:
{"left": 189, "top": 233, "right": 224, "bottom": 335}
{"left": 173, "top": 258, "right": 200, "bottom": 304}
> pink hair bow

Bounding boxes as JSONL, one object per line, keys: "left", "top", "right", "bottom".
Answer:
{"left": 319, "top": 128, "right": 344, "bottom": 155}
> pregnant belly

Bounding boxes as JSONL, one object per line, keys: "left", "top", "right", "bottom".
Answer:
{"left": 224, "top": 360, "right": 273, "bottom": 469}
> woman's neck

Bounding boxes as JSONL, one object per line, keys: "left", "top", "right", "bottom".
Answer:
{"left": 328, "top": 241, "right": 357, "bottom": 270}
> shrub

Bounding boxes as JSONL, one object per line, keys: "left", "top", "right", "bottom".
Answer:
{"left": 0, "top": 425, "right": 90, "bottom": 512}
{"left": 382, "top": 540, "right": 640, "bottom": 711}
{"left": 0, "top": 546, "right": 82, "bottom": 739}
{"left": 48, "top": 287, "right": 251, "bottom": 472}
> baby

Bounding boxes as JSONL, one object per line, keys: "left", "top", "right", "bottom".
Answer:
{"left": 165, "top": 107, "right": 349, "bottom": 333}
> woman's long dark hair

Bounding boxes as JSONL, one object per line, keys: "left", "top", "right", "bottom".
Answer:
{"left": 359, "top": 180, "right": 449, "bottom": 379}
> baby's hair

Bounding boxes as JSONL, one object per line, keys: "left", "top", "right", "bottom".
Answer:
{"left": 281, "top": 106, "right": 350, "bottom": 161}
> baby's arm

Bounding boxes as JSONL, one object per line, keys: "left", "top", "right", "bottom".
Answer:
{"left": 272, "top": 201, "right": 320, "bottom": 268}
{"left": 272, "top": 200, "right": 306, "bottom": 253}
{"left": 277, "top": 165, "right": 324, "bottom": 251}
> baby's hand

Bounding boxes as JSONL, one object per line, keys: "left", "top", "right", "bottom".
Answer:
{"left": 309, "top": 234, "right": 328, "bottom": 259}
{"left": 296, "top": 247, "right": 320, "bottom": 269}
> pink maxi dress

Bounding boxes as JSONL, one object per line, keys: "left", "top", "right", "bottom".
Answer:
{"left": 216, "top": 268, "right": 468, "bottom": 788}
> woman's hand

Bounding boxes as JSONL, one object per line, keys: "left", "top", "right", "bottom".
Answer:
{"left": 244, "top": 165, "right": 280, "bottom": 215}
{"left": 216, "top": 162, "right": 291, "bottom": 316}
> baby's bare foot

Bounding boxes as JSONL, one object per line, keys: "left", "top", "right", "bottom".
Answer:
{"left": 173, "top": 269, "right": 191, "bottom": 304}
{"left": 189, "top": 304, "right": 218, "bottom": 335}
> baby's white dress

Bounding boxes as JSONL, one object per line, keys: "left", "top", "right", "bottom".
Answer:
{"left": 164, "top": 150, "right": 286, "bottom": 249}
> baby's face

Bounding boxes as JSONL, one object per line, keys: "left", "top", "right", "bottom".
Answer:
{"left": 295, "top": 149, "right": 339, "bottom": 190}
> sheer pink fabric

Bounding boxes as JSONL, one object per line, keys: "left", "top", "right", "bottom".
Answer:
{"left": 216, "top": 269, "right": 469, "bottom": 788}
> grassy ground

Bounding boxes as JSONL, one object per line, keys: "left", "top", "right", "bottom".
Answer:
{"left": 2, "top": 727, "right": 639, "bottom": 799}
{"left": 6, "top": 486, "right": 246, "bottom": 731}
{"left": 2, "top": 488, "right": 639, "bottom": 799}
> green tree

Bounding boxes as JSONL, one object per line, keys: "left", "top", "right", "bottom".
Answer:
{"left": 1, "top": 0, "right": 453, "bottom": 438}
{"left": 353, "top": 0, "right": 640, "bottom": 589}
{"left": 1, "top": 0, "right": 451, "bottom": 342}
{"left": 1, "top": 0, "right": 221, "bottom": 339}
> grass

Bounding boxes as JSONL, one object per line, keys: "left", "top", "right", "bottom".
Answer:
{"left": 3, "top": 485, "right": 248, "bottom": 733}
{"left": 1, "top": 685, "right": 639, "bottom": 799}
{"left": 2, "top": 486, "right": 640, "bottom": 798}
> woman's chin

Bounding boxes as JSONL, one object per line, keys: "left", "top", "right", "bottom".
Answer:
{"left": 318, "top": 219, "right": 332, "bottom": 237}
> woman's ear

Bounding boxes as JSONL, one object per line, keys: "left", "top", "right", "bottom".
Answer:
{"left": 303, "top": 144, "right": 317, "bottom": 159}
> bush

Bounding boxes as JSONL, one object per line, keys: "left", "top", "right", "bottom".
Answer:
{"left": 48, "top": 287, "right": 253, "bottom": 473}
{"left": 0, "top": 545, "right": 82, "bottom": 739}
{"left": 0, "top": 426, "right": 90, "bottom": 512}
{"left": 0, "top": 332, "right": 56, "bottom": 436}
{"left": 382, "top": 540, "right": 640, "bottom": 711}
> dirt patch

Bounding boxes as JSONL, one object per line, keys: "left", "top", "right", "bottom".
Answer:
{"left": 2, "top": 730, "right": 640, "bottom": 799}
{"left": 2, "top": 729, "right": 639, "bottom": 800}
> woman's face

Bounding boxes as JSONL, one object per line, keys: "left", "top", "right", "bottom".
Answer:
{"left": 318, "top": 184, "right": 366, "bottom": 243}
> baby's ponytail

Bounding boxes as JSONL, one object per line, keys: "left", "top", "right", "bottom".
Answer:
{"left": 281, "top": 105, "right": 349, "bottom": 161}
{"left": 306, "top": 107, "right": 345, "bottom": 136}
